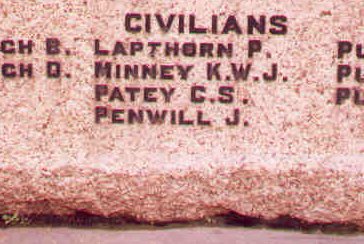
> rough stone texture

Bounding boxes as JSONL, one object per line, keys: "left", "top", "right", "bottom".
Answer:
{"left": 0, "top": 0, "right": 363, "bottom": 228}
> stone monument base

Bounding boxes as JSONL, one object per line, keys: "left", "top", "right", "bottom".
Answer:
{"left": 0, "top": 156, "right": 362, "bottom": 230}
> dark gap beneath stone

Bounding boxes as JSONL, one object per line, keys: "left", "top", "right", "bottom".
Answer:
{"left": 0, "top": 211, "right": 360, "bottom": 234}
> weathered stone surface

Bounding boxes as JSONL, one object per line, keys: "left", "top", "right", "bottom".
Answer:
{"left": 0, "top": 0, "right": 363, "bottom": 228}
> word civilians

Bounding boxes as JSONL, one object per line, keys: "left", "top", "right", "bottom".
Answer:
{"left": 125, "top": 14, "right": 288, "bottom": 35}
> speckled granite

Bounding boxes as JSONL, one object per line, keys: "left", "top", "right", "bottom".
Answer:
{"left": 0, "top": 0, "right": 363, "bottom": 228}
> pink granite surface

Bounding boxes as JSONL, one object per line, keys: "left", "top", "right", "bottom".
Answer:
{"left": 0, "top": 0, "right": 363, "bottom": 228}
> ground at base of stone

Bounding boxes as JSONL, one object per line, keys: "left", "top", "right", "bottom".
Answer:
{"left": 0, "top": 213, "right": 362, "bottom": 235}
{"left": 0, "top": 227, "right": 363, "bottom": 244}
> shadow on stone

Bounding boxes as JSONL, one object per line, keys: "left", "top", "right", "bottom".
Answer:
{"left": 220, "top": 212, "right": 360, "bottom": 234}
{"left": 0, "top": 211, "right": 361, "bottom": 234}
